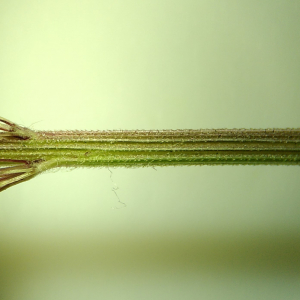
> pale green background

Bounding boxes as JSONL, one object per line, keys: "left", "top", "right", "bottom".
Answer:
{"left": 0, "top": 1, "right": 300, "bottom": 299}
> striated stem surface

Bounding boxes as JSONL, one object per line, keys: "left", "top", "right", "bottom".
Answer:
{"left": 0, "top": 116, "right": 300, "bottom": 192}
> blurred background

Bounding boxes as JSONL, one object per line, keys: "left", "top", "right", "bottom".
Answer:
{"left": 0, "top": 0, "right": 300, "bottom": 299}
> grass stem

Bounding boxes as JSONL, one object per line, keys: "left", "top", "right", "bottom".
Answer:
{"left": 1, "top": 117, "right": 299, "bottom": 192}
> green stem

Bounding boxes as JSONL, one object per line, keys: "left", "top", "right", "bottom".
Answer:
{"left": 1, "top": 116, "right": 300, "bottom": 192}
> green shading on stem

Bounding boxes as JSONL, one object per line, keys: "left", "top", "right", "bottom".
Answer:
{"left": 1, "top": 116, "right": 299, "bottom": 192}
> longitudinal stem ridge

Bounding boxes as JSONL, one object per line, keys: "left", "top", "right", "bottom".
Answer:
{"left": 1, "top": 116, "right": 299, "bottom": 192}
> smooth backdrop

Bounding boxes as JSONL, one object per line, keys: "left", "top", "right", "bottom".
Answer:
{"left": 0, "top": 1, "right": 300, "bottom": 299}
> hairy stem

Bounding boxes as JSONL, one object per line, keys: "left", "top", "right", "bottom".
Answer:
{"left": 0, "top": 116, "right": 300, "bottom": 192}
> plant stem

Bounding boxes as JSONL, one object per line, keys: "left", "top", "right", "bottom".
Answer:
{"left": 0, "top": 116, "right": 300, "bottom": 191}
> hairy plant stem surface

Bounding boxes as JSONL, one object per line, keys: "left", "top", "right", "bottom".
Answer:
{"left": 1, "top": 116, "right": 300, "bottom": 192}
